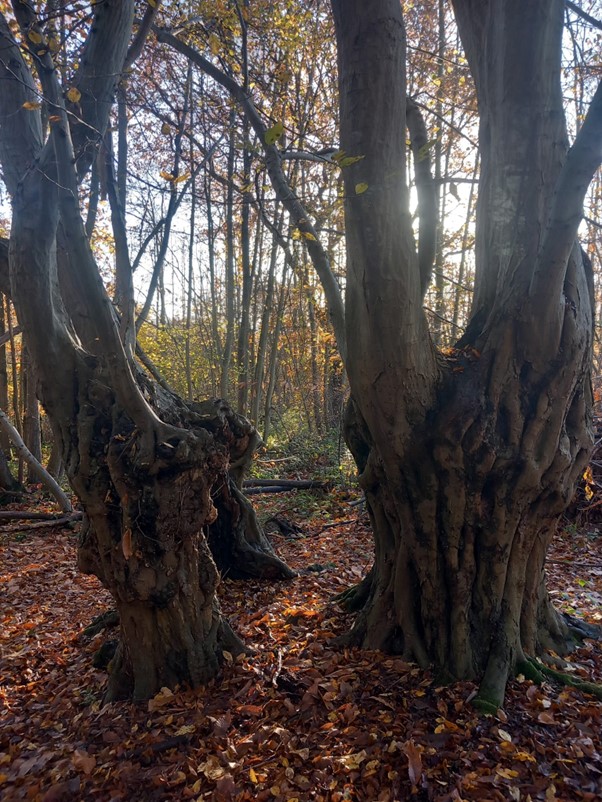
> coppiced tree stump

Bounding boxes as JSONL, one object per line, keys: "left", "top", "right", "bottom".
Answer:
{"left": 0, "top": 2, "right": 292, "bottom": 701}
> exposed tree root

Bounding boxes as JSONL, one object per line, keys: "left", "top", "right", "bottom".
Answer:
{"left": 522, "top": 657, "right": 602, "bottom": 700}
{"left": 208, "top": 479, "right": 296, "bottom": 580}
{"left": 471, "top": 696, "right": 500, "bottom": 715}
{"left": 562, "top": 612, "right": 602, "bottom": 640}
{"left": 333, "top": 566, "right": 374, "bottom": 612}
{"left": 82, "top": 609, "right": 120, "bottom": 639}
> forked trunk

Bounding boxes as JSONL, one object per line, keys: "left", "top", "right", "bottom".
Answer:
{"left": 343, "top": 281, "right": 593, "bottom": 705}
{"left": 331, "top": 0, "right": 602, "bottom": 706}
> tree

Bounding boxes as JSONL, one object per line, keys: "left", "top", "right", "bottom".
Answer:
{"left": 0, "top": 0, "right": 291, "bottom": 702}
{"left": 330, "top": 0, "right": 602, "bottom": 709}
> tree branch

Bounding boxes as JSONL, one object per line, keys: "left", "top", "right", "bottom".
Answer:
{"left": 155, "top": 27, "right": 347, "bottom": 363}
{"left": 566, "top": 0, "right": 602, "bottom": 31}
{"left": 530, "top": 78, "right": 602, "bottom": 307}
{"left": 125, "top": 2, "right": 163, "bottom": 69}
{"left": 406, "top": 97, "right": 437, "bottom": 296}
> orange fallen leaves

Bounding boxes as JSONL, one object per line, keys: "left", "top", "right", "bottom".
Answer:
{"left": 0, "top": 494, "right": 600, "bottom": 801}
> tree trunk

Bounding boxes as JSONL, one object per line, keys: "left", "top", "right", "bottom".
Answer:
{"left": 22, "top": 343, "right": 42, "bottom": 482}
{"left": 343, "top": 311, "right": 593, "bottom": 705}
{"left": 74, "top": 386, "right": 287, "bottom": 700}
{"left": 220, "top": 112, "right": 237, "bottom": 400}
{"left": 75, "top": 385, "right": 245, "bottom": 701}
{"left": 331, "top": 0, "right": 602, "bottom": 708}
{"left": 0, "top": 446, "right": 19, "bottom": 492}
{"left": 0, "top": 2, "right": 292, "bottom": 703}
{"left": 0, "top": 294, "right": 11, "bottom": 454}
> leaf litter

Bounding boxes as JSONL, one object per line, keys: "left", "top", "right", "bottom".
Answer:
{"left": 0, "top": 490, "right": 601, "bottom": 801}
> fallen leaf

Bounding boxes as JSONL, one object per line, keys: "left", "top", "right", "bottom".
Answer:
{"left": 71, "top": 749, "right": 96, "bottom": 775}
{"left": 403, "top": 740, "right": 423, "bottom": 787}
{"left": 148, "top": 686, "right": 174, "bottom": 712}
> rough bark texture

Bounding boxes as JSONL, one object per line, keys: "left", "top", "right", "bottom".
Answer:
{"left": 0, "top": 2, "right": 292, "bottom": 702}
{"left": 74, "top": 385, "right": 248, "bottom": 701}
{"left": 332, "top": 0, "right": 601, "bottom": 707}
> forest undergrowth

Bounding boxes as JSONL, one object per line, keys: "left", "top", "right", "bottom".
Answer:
{"left": 0, "top": 485, "right": 601, "bottom": 802}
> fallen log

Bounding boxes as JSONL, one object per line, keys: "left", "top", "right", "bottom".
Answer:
{"left": 244, "top": 486, "right": 300, "bottom": 495}
{"left": 243, "top": 478, "right": 327, "bottom": 489}
{"left": 0, "top": 510, "right": 82, "bottom": 524}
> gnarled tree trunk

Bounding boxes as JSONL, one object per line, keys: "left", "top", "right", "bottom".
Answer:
{"left": 331, "top": 0, "right": 602, "bottom": 707}
{"left": 0, "top": 1, "right": 291, "bottom": 702}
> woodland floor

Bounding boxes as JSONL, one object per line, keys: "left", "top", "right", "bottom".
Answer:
{"left": 1, "top": 488, "right": 601, "bottom": 802}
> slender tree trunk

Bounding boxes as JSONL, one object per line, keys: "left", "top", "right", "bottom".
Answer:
{"left": 307, "top": 289, "right": 323, "bottom": 434}
{"left": 263, "top": 274, "right": 291, "bottom": 443}
{"left": 0, "top": 446, "right": 19, "bottom": 492}
{"left": 185, "top": 67, "right": 196, "bottom": 403}
{"left": 236, "top": 126, "right": 253, "bottom": 415}
{"left": 205, "top": 172, "right": 221, "bottom": 397}
{"left": 252, "top": 214, "right": 282, "bottom": 425}
{"left": 21, "top": 343, "right": 42, "bottom": 482}
{"left": 220, "top": 111, "right": 236, "bottom": 400}
{"left": 0, "top": 295, "right": 11, "bottom": 454}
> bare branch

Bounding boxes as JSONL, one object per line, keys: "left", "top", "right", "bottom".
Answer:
{"left": 566, "top": 0, "right": 602, "bottom": 31}
{"left": 531, "top": 78, "right": 602, "bottom": 306}
{"left": 155, "top": 27, "right": 347, "bottom": 363}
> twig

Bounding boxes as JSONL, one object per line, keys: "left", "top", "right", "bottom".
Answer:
{"left": 243, "top": 478, "right": 327, "bottom": 489}
{"left": 548, "top": 558, "right": 601, "bottom": 568}
{"left": 125, "top": 734, "right": 191, "bottom": 760}
{"left": 0, "top": 510, "right": 79, "bottom": 521}
{"left": 271, "top": 648, "right": 283, "bottom": 687}
{"left": 313, "top": 518, "right": 359, "bottom": 535}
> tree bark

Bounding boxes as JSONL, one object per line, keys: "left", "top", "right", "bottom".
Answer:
{"left": 331, "top": 0, "right": 601, "bottom": 708}
{"left": 0, "top": 2, "right": 292, "bottom": 703}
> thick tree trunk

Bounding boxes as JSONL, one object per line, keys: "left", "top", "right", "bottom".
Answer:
{"left": 331, "top": 0, "right": 602, "bottom": 708}
{"left": 74, "top": 382, "right": 286, "bottom": 699}
{"left": 342, "top": 278, "right": 594, "bottom": 706}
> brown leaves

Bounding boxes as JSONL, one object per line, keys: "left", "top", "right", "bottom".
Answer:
{"left": 0, "top": 503, "right": 601, "bottom": 801}
{"left": 147, "top": 686, "right": 175, "bottom": 712}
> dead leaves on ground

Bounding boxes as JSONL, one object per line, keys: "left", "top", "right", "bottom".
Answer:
{"left": 0, "top": 495, "right": 601, "bottom": 801}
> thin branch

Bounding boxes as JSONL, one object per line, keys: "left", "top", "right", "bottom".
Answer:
{"left": 155, "top": 27, "right": 347, "bottom": 363}
{"left": 566, "top": 0, "right": 602, "bottom": 31}
{"left": 585, "top": 215, "right": 602, "bottom": 230}
{"left": 424, "top": 306, "right": 465, "bottom": 331}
